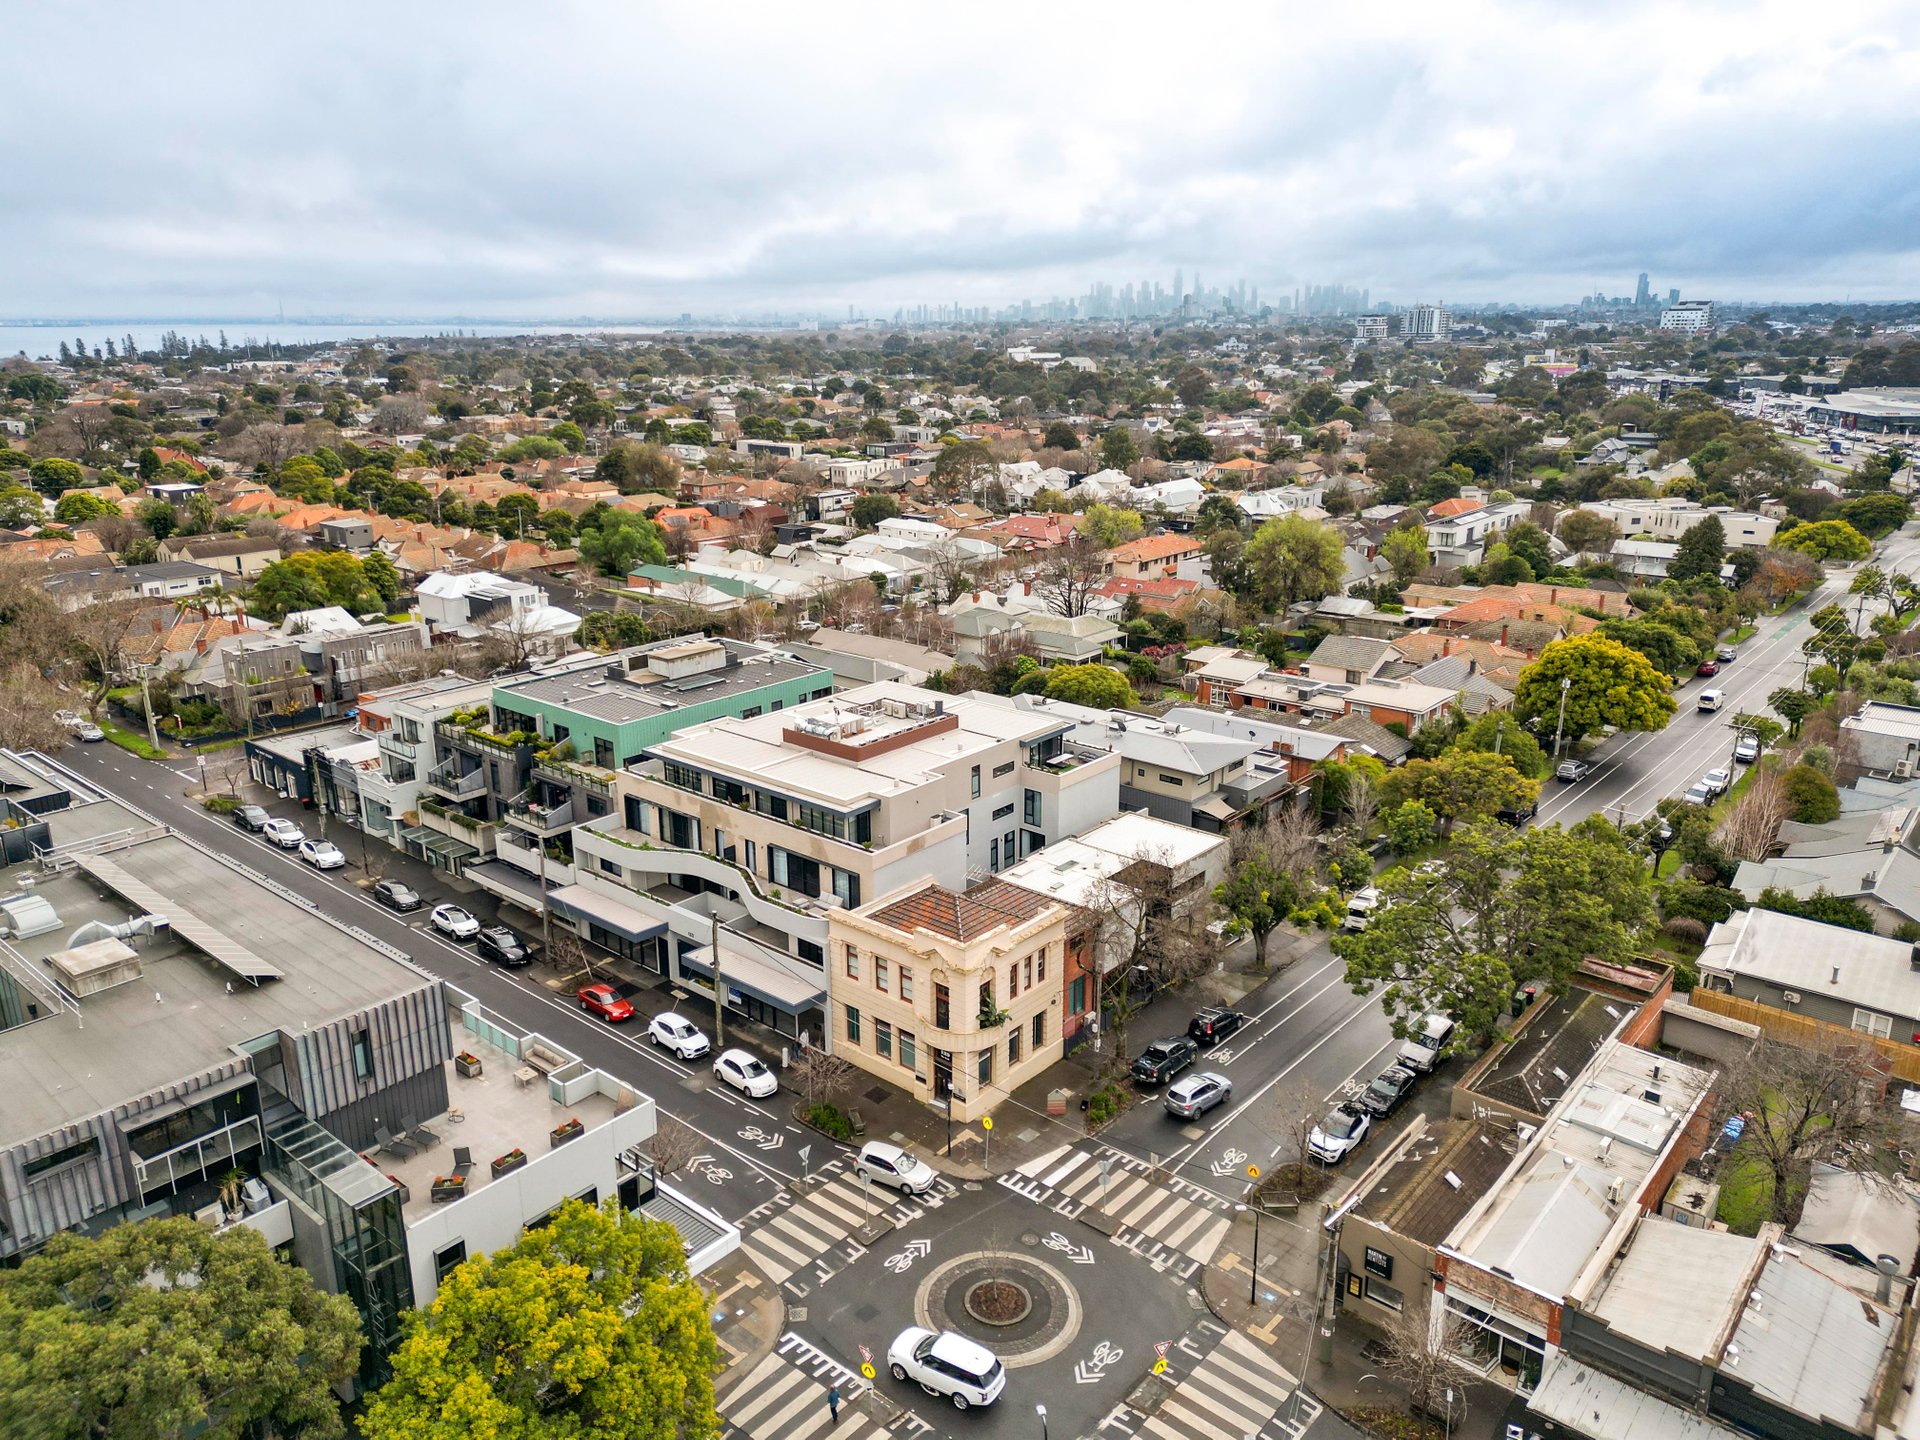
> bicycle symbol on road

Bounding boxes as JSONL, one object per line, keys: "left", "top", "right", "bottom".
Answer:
{"left": 740, "top": 1125, "right": 770, "bottom": 1143}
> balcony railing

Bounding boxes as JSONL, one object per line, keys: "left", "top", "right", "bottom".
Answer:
{"left": 533, "top": 759, "right": 616, "bottom": 799}
{"left": 424, "top": 761, "right": 485, "bottom": 800}
{"left": 505, "top": 796, "right": 577, "bottom": 835}
{"left": 444, "top": 726, "right": 532, "bottom": 758}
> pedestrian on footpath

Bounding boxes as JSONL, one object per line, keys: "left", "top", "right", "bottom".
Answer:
{"left": 828, "top": 1385, "right": 842, "bottom": 1423}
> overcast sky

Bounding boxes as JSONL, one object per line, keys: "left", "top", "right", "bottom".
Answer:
{"left": 5, "top": 1, "right": 1918, "bottom": 319}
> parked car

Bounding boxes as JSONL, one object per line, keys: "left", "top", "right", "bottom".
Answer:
{"left": 1716, "top": 644, "right": 1737, "bottom": 662}
{"left": 298, "top": 838, "right": 346, "bottom": 870}
{"left": 1495, "top": 800, "right": 1537, "bottom": 827}
{"left": 1396, "top": 1013, "right": 1457, "bottom": 1074}
{"left": 1187, "top": 1006, "right": 1246, "bottom": 1048}
{"left": 578, "top": 983, "right": 634, "bottom": 1023}
{"left": 1164, "top": 1071, "right": 1232, "bottom": 1120}
{"left": 648, "top": 1012, "right": 710, "bottom": 1059}
{"left": 1342, "top": 886, "right": 1381, "bottom": 932}
{"left": 1702, "top": 768, "right": 1733, "bottom": 797}
{"left": 53, "top": 709, "right": 81, "bottom": 728}
{"left": 1359, "top": 1065, "right": 1419, "bottom": 1118}
{"left": 1131, "top": 1035, "right": 1197, "bottom": 1086}
{"left": 1733, "top": 734, "right": 1761, "bottom": 764}
{"left": 1307, "top": 1104, "right": 1372, "bottom": 1164}
{"left": 856, "top": 1140, "right": 938, "bottom": 1196}
{"left": 74, "top": 722, "right": 105, "bottom": 742}
{"left": 372, "top": 878, "right": 422, "bottom": 911}
{"left": 1556, "top": 759, "right": 1592, "bottom": 783}
{"left": 230, "top": 804, "right": 272, "bottom": 833}
{"left": 887, "top": 1327, "right": 1005, "bottom": 1410}
{"left": 476, "top": 926, "right": 531, "bottom": 967}
{"left": 1696, "top": 659, "right": 1720, "bottom": 677}
{"left": 1682, "top": 781, "right": 1714, "bottom": 807}
{"left": 714, "top": 1048, "right": 778, "bottom": 1098}
{"left": 261, "top": 818, "right": 304, "bottom": 849}
{"left": 430, "top": 903, "right": 481, "bottom": 940}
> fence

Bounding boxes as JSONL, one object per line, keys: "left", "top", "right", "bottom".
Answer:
{"left": 1687, "top": 988, "right": 1920, "bottom": 1085}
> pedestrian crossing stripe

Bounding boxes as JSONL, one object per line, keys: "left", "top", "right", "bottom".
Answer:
{"left": 721, "top": 1343, "right": 888, "bottom": 1440}
{"left": 1004, "top": 1144, "right": 1233, "bottom": 1264}
{"left": 1138, "top": 1330, "right": 1298, "bottom": 1440}
{"left": 743, "top": 1171, "right": 950, "bottom": 1285}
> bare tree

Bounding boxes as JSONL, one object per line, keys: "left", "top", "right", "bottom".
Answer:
{"left": 65, "top": 599, "right": 141, "bottom": 717}
{"left": 1377, "top": 1306, "right": 1477, "bottom": 1428}
{"left": 645, "top": 1117, "right": 702, "bottom": 1178}
{"left": 1343, "top": 768, "right": 1380, "bottom": 837}
{"left": 786, "top": 1048, "right": 858, "bottom": 1108}
{"left": 0, "top": 664, "right": 75, "bottom": 751}
{"left": 1034, "top": 535, "right": 1107, "bottom": 618}
{"left": 226, "top": 423, "right": 306, "bottom": 472}
{"left": 373, "top": 395, "right": 431, "bottom": 437}
{"left": 1087, "top": 846, "right": 1215, "bottom": 1050}
{"left": 1714, "top": 1035, "right": 1901, "bottom": 1225}
{"left": 1714, "top": 764, "right": 1791, "bottom": 862}
{"left": 920, "top": 536, "right": 980, "bottom": 606}
{"left": 471, "top": 604, "right": 558, "bottom": 673}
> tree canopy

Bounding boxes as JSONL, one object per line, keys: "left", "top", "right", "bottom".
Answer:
{"left": 577, "top": 510, "right": 667, "bottom": 578}
{"left": 359, "top": 1201, "right": 716, "bottom": 1440}
{"left": 1379, "top": 749, "right": 1539, "bottom": 825}
{"left": 1242, "top": 514, "right": 1346, "bottom": 611}
{"left": 1771, "top": 519, "right": 1870, "bottom": 562}
{"left": 0, "top": 1217, "right": 361, "bottom": 1440}
{"left": 1667, "top": 514, "right": 1726, "bottom": 582}
{"left": 1513, "top": 633, "right": 1676, "bottom": 742}
{"left": 1042, "top": 663, "right": 1137, "bottom": 709}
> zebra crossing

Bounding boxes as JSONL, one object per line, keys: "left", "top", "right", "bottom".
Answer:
{"left": 741, "top": 1160, "right": 953, "bottom": 1291}
{"left": 719, "top": 1334, "right": 889, "bottom": 1440}
{"left": 1005, "top": 1144, "right": 1234, "bottom": 1266}
{"left": 1100, "top": 1324, "right": 1305, "bottom": 1440}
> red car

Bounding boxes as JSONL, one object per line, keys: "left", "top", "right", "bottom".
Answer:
{"left": 1696, "top": 659, "right": 1720, "bottom": 677}
{"left": 578, "top": 984, "right": 635, "bottom": 1023}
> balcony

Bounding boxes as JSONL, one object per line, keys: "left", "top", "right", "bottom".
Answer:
{"left": 444, "top": 726, "right": 534, "bottom": 760}
{"left": 423, "top": 761, "right": 485, "bottom": 801}
{"left": 505, "top": 795, "right": 577, "bottom": 836}
{"left": 533, "top": 758, "right": 616, "bottom": 799}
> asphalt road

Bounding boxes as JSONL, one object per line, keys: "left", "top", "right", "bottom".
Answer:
{"left": 1536, "top": 525, "right": 1920, "bottom": 831}
{"left": 49, "top": 739, "right": 808, "bottom": 1221}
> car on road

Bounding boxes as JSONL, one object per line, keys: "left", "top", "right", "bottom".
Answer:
{"left": 1696, "top": 658, "right": 1720, "bottom": 677}
{"left": 73, "top": 722, "right": 105, "bottom": 742}
{"left": 1359, "top": 1065, "right": 1420, "bottom": 1118}
{"left": 1164, "top": 1071, "right": 1232, "bottom": 1120}
{"left": 1395, "top": 1013, "right": 1457, "bottom": 1073}
{"left": 1131, "top": 1035, "right": 1197, "bottom": 1086}
{"left": 1717, "top": 644, "right": 1737, "bottom": 662}
{"left": 1682, "top": 781, "right": 1714, "bottom": 807}
{"left": 1188, "top": 1006, "right": 1246, "bottom": 1048}
{"left": 1342, "top": 886, "right": 1381, "bottom": 932}
{"left": 1734, "top": 734, "right": 1761, "bottom": 764}
{"left": 1307, "top": 1104, "right": 1372, "bottom": 1164}
{"left": 54, "top": 709, "right": 82, "bottom": 728}
{"left": 714, "top": 1048, "right": 778, "bottom": 1098}
{"left": 230, "top": 804, "right": 272, "bottom": 833}
{"left": 1699, "top": 688, "right": 1725, "bottom": 712}
{"left": 430, "top": 902, "right": 481, "bottom": 940}
{"left": 1555, "top": 759, "right": 1592, "bottom": 783}
{"left": 647, "top": 1012, "right": 710, "bottom": 1059}
{"left": 298, "top": 838, "right": 347, "bottom": 870}
{"left": 1702, "top": 767, "right": 1733, "bottom": 797}
{"left": 578, "top": 983, "right": 634, "bottom": 1023}
{"left": 855, "top": 1140, "right": 938, "bottom": 1196}
{"left": 261, "top": 818, "right": 304, "bottom": 849}
{"left": 1495, "top": 800, "right": 1537, "bottom": 827}
{"left": 887, "top": 1326, "right": 1005, "bottom": 1410}
{"left": 476, "top": 925, "right": 531, "bottom": 967}
{"left": 372, "top": 878, "right": 422, "bottom": 911}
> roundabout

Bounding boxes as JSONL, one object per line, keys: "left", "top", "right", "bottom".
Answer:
{"left": 912, "top": 1249, "right": 1082, "bottom": 1368}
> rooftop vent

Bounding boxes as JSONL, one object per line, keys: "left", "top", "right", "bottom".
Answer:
{"left": 0, "top": 891, "right": 61, "bottom": 941}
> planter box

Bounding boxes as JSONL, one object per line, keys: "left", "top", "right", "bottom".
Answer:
{"left": 429, "top": 1177, "right": 466, "bottom": 1204}
{"left": 455, "top": 1055, "right": 484, "bottom": 1079}
{"left": 550, "top": 1120, "right": 585, "bottom": 1149}
{"left": 490, "top": 1150, "right": 528, "bottom": 1179}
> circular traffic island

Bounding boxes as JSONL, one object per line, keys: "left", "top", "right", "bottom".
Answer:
{"left": 914, "top": 1251, "right": 1081, "bottom": 1368}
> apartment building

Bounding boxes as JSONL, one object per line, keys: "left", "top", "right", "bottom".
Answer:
{"left": 1580, "top": 497, "right": 1779, "bottom": 548}
{"left": 0, "top": 767, "right": 720, "bottom": 1386}
{"left": 1659, "top": 300, "right": 1717, "bottom": 333}
{"left": 828, "top": 879, "right": 1081, "bottom": 1121}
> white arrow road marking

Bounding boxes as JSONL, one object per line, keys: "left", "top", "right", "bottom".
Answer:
{"left": 1042, "top": 1231, "right": 1096, "bottom": 1264}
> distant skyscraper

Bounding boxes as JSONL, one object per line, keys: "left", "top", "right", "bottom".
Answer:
{"left": 1668, "top": 288, "right": 1680, "bottom": 304}
{"left": 1173, "top": 269, "right": 1184, "bottom": 305}
{"left": 1635, "top": 272, "right": 1650, "bottom": 307}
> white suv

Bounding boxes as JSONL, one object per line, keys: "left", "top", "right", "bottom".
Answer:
{"left": 855, "top": 1140, "right": 938, "bottom": 1196}
{"left": 887, "top": 1327, "right": 1005, "bottom": 1410}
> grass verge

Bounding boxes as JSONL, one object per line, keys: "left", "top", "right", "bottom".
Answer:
{"left": 100, "top": 720, "right": 166, "bottom": 760}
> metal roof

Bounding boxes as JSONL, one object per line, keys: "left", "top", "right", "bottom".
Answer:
{"left": 72, "top": 852, "right": 282, "bottom": 983}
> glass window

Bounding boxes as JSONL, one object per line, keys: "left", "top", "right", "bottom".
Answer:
{"left": 663, "top": 761, "right": 704, "bottom": 793}
{"left": 1364, "top": 1277, "right": 1403, "bottom": 1312}
{"left": 1003, "top": 831, "right": 1016, "bottom": 867}
{"left": 831, "top": 867, "right": 860, "bottom": 909}
{"left": 900, "top": 1029, "right": 917, "bottom": 1071}
{"left": 1009, "top": 1026, "right": 1022, "bottom": 1065}
{"left": 875, "top": 1018, "right": 893, "bottom": 1059}
{"left": 1025, "top": 955, "right": 1034, "bottom": 988}
{"left": 977, "top": 1047, "right": 993, "bottom": 1086}
{"left": 433, "top": 1240, "right": 468, "bottom": 1284}
{"left": 970, "top": 765, "right": 981, "bottom": 798}
{"left": 1024, "top": 789, "right": 1041, "bottom": 826}
{"left": 993, "top": 802, "right": 1014, "bottom": 821}
{"left": 989, "top": 838, "right": 1000, "bottom": 871}
{"left": 875, "top": 957, "right": 889, "bottom": 993}
{"left": 24, "top": 1135, "right": 100, "bottom": 1178}
{"left": 1158, "top": 773, "right": 1184, "bottom": 786}
{"left": 846, "top": 1005, "right": 861, "bottom": 1045}
{"left": 993, "top": 760, "right": 1015, "bottom": 778}
{"left": 1007, "top": 965, "right": 1018, "bottom": 998}
{"left": 1070, "top": 976, "right": 1087, "bottom": 1013}
{"left": 900, "top": 967, "right": 914, "bottom": 1002}
{"left": 1853, "top": 1008, "right": 1894, "bottom": 1038}
{"left": 351, "top": 1028, "right": 375, "bottom": 1080}
{"left": 845, "top": 946, "right": 860, "bottom": 979}
{"left": 1032, "top": 1012, "right": 1046, "bottom": 1048}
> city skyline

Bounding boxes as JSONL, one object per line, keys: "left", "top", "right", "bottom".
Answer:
{"left": 4, "top": 2, "right": 1919, "bottom": 319}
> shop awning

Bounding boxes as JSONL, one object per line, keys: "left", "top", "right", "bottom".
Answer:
{"left": 676, "top": 937, "right": 824, "bottom": 1015}
{"left": 548, "top": 883, "right": 668, "bottom": 944}
{"left": 463, "top": 860, "right": 549, "bottom": 907}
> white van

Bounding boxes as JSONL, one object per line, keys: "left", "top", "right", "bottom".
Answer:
{"left": 1342, "top": 886, "right": 1381, "bottom": 932}
{"left": 1396, "top": 1013, "right": 1457, "bottom": 1073}
{"left": 1697, "top": 688, "right": 1725, "bottom": 713}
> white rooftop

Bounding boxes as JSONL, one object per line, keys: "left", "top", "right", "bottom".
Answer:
{"left": 1700, "top": 907, "right": 1920, "bottom": 1020}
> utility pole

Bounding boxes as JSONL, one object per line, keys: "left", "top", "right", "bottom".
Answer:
{"left": 709, "top": 909, "right": 725, "bottom": 1049}
{"left": 1551, "top": 675, "right": 1573, "bottom": 761}
{"left": 137, "top": 665, "right": 161, "bottom": 751}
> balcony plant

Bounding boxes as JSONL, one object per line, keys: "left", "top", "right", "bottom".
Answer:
{"left": 429, "top": 1174, "right": 467, "bottom": 1203}
{"left": 490, "top": 1148, "right": 528, "bottom": 1178}
{"left": 977, "top": 1002, "right": 1011, "bottom": 1029}
{"left": 550, "top": 1116, "right": 585, "bottom": 1148}
{"left": 455, "top": 1051, "right": 483, "bottom": 1078}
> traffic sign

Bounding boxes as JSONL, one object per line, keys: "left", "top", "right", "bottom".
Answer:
{"left": 981, "top": 1116, "right": 994, "bottom": 1131}
{"left": 860, "top": 1344, "right": 873, "bottom": 1364}
{"left": 1155, "top": 1340, "right": 1170, "bottom": 1358}
{"left": 1247, "top": 1164, "right": 1262, "bottom": 1179}
{"left": 860, "top": 1363, "right": 876, "bottom": 1380}
{"left": 1152, "top": 1358, "right": 1169, "bottom": 1375}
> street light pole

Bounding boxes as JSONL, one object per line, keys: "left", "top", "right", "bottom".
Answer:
{"left": 1036, "top": 1405, "right": 1048, "bottom": 1440}
{"left": 1551, "top": 675, "right": 1572, "bottom": 761}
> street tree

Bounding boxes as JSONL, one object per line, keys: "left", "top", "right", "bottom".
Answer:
{"left": 1556, "top": 508, "right": 1618, "bottom": 557}
{"left": 1768, "top": 685, "right": 1820, "bottom": 737}
{"left": 1453, "top": 711, "right": 1548, "bottom": 779}
{"left": 1379, "top": 750, "right": 1538, "bottom": 828}
{"left": 644, "top": 1117, "right": 703, "bottom": 1178}
{"left": 1243, "top": 513, "right": 1346, "bottom": 611}
{"left": 1772, "top": 519, "right": 1871, "bottom": 563}
{"left": 1513, "top": 633, "right": 1677, "bottom": 744}
{"left": 359, "top": 1201, "right": 717, "bottom": 1440}
{"left": 1596, "top": 615, "right": 1702, "bottom": 680}
{"left": 1668, "top": 514, "right": 1727, "bottom": 582}
{"left": 1214, "top": 808, "right": 1319, "bottom": 964}
{"left": 1099, "top": 426, "right": 1140, "bottom": 472}
{"left": 0, "top": 1217, "right": 360, "bottom": 1440}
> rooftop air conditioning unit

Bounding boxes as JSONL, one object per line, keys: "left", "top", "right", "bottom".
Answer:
{"left": 1782, "top": 989, "right": 1802, "bottom": 1004}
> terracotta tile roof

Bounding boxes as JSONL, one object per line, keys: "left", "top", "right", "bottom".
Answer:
{"left": 1424, "top": 496, "right": 1484, "bottom": 519}
{"left": 1107, "top": 533, "right": 1202, "bottom": 564}
{"left": 980, "top": 514, "right": 1076, "bottom": 545}
{"left": 868, "top": 879, "right": 1056, "bottom": 943}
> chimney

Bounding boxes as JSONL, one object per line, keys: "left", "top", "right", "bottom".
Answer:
{"left": 1023, "top": 581, "right": 1033, "bottom": 596}
{"left": 1878, "top": 1255, "right": 1900, "bottom": 1305}
{"left": 1500, "top": 623, "right": 1509, "bottom": 646}
{"left": 1442, "top": 636, "right": 1453, "bottom": 657}
{"left": 1550, "top": 587, "right": 1559, "bottom": 604}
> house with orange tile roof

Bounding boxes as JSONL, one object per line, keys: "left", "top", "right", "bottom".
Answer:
{"left": 151, "top": 446, "right": 208, "bottom": 474}
{"left": 222, "top": 491, "right": 287, "bottom": 517}
{"left": 1104, "top": 532, "right": 1205, "bottom": 580}
{"left": 275, "top": 503, "right": 355, "bottom": 532}
{"left": 1431, "top": 594, "right": 1602, "bottom": 638}
{"left": 1094, "top": 575, "right": 1218, "bottom": 615}
{"left": 0, "top": 531, "right": 108, "bottom": 565}
{"left": 971, "top": 513, "right": 1077, "bottom": 551}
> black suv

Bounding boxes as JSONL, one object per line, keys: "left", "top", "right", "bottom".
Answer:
{"left": 1188, "top": 1006, "right": 1246, "bottom": 1048}
{"left": 1359, "top": 1065, "right": 1419, "bottom": 1117}
{"left": 476, "top": 926, "right": 532, "bottom": 968}
{"left": 1131, "top": 1035, "right": 1197, "bottom": 1086}
{"left": 230, "top": 804, "right": 271, "bottom": 832}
